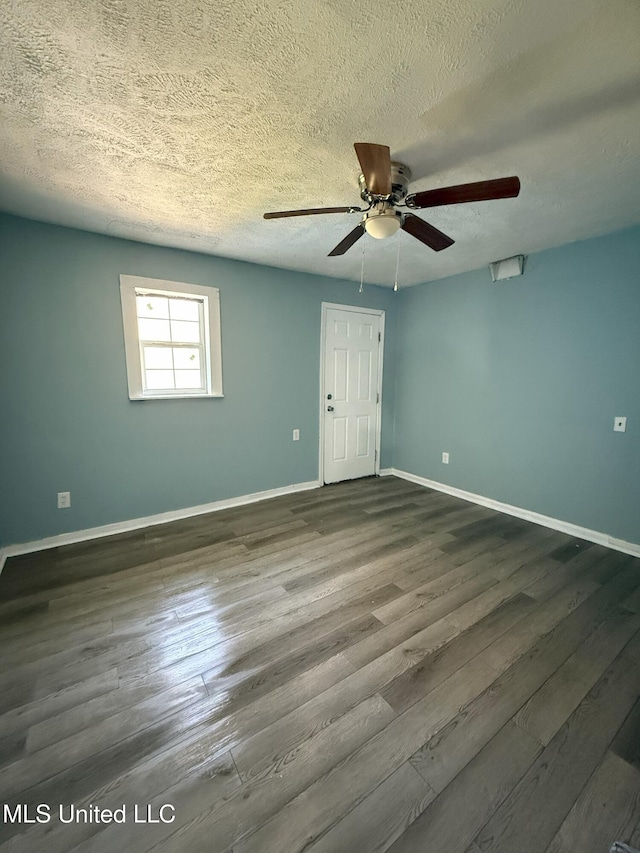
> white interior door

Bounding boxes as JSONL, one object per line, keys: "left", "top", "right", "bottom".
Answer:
{"left": 322, "top": 306, "right": 382, "bottom": 484}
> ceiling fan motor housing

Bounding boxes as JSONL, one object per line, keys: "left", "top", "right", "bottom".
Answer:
{"left": 359, "top": 161, "right": 412, "bottom": 204}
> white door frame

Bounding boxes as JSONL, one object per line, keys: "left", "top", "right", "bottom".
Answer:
{"left": 319, "top": 302, "right": 385, "bottom": 485}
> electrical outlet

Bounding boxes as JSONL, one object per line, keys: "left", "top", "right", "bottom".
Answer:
{"left": 292, "top": 428, "right": 300, "bottom": 441}
{"left": 614, "top": 417, "right": 627, "bottom": 433}
{"left": 57, "top": 491, "right": 71, "bottom": 509}
{"left": 442, "top": 452, "right": 449, "bottom": 464}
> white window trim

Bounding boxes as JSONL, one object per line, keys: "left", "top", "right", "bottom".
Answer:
{"left": 120, "top": 275, "right": 223, "bottom": 400}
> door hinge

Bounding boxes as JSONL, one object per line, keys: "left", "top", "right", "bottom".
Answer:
{"left": 378, "top": 332, "right": 381, "bottom": 342}
{"left": 376, "top": 392, "right": 379, "bottom": 404}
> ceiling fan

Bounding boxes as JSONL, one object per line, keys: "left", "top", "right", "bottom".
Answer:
{"left": 263, "top": 143, "right": 521, "bottom": 256}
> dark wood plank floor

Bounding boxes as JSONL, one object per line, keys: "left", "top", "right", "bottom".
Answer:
{"left": 1, "top": 476, "right": 640, "bottom": 853}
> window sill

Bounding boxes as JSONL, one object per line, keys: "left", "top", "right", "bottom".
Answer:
{"left": 129, "top": 393, "right": 225, "bottom": 401}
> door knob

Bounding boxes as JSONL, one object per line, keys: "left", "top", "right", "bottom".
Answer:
{"left": 327, "top": 406, "right": 334, "bottom": 412}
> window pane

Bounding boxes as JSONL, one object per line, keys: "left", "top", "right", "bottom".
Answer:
{"left": 170, "top": 319, "right": 200, "bottom": 343}
{"left": 145, "top": 370, "right": 175, "bottom": 390}
{"left": 143, "top": 346, "right": 173, "bottom": 369}
{"left": 136, "top": 296, "right": 169, "bottom": 318}
{"left": 175, "top": 370, "right": 203, "bottom": 389}
{"left": 172, "top": 348, "right": 200, "bottom": 370}
{"left": 169, "top": 298, "right": 200, "bottom": 321}
{"left": 138, "top": 317, "right": 171, "bottom": 342}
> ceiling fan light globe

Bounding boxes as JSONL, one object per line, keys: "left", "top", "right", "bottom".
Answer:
{"left": 365, "top": 215, "right": 401, "bottom": 239}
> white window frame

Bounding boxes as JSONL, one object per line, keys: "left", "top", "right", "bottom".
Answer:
{"left": 120, "top": 275, "right": 223, "bottom": 400}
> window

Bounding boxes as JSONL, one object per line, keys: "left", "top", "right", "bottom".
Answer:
{"left": 120, "top": 275, "right": 223, "bottom": 399}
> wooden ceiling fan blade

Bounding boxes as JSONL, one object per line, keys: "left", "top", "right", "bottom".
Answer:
{"left": 407, "top": 177, "right": 521, "bottom": 209}
{"left": 354, "top": 143, "right": 392, "bottom": 195}
{"left": 401, "top": 214, "right": 454, "bottom": 251}
{"left": 264, "top": 206, "right": 363, "bottom": 219}
{"left": 328, "top": 225, "right": 366, "bottom": 256}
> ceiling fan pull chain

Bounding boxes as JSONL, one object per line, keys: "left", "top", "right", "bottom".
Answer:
{"left": 359, "top": 241, "right": 366, "bottom": 293}
{"left": 393, "top": 240, "right": 400, "bottom": 291}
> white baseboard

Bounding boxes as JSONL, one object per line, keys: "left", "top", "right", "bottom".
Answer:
{"left": 384, "top": 468, "right": 640, "bottom": 559}
{"left": 0, "top": 478, "right": 322, "bottom": 573}
{"left": 3, "top": 469, "right": 638, "bottom": 573}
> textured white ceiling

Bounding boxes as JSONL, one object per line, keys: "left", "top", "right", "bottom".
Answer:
{"left": 1, "top": 0, "right": 639, "bottom": 287}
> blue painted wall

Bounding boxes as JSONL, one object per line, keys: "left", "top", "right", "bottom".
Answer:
{"left": 0, "top": 214, "right": 398, "bottom": 546}
{"left": 393, "top": 225, "right": 640, "bottom": 545}
{"left": 3, "top": 214, "right": 639, "bottom": 549}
